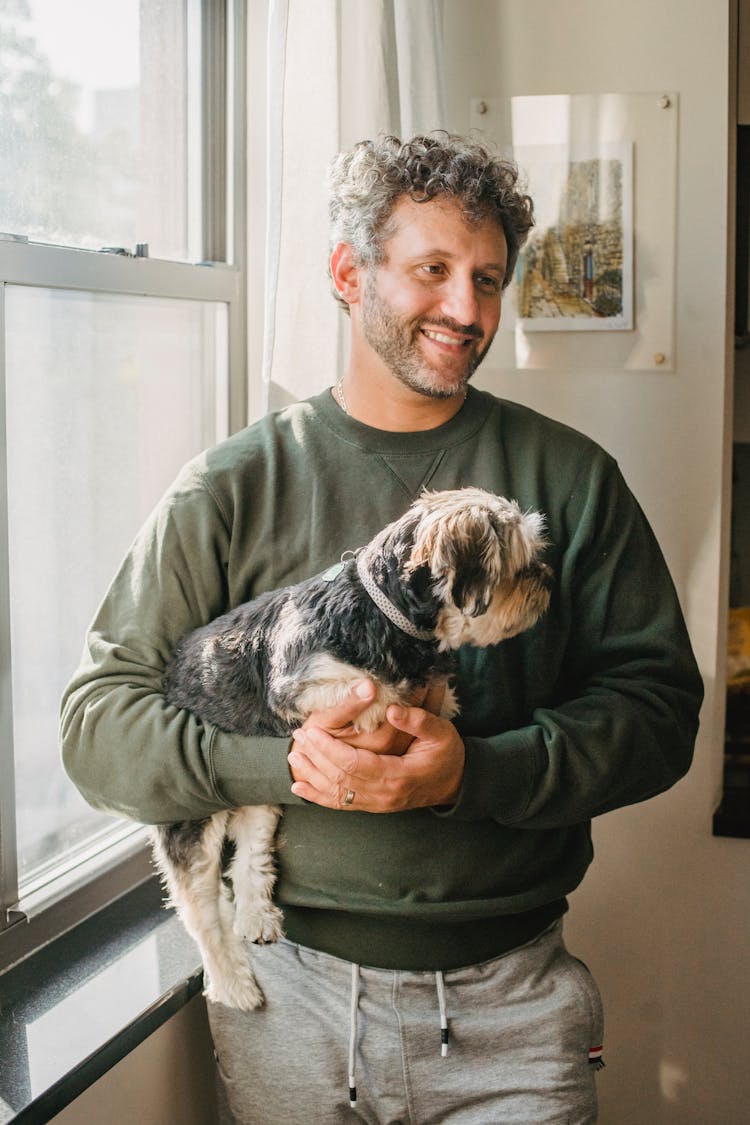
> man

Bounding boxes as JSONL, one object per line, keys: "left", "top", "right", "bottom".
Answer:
{"left": 61, "top": 135, "right": 703, "bottom": 1124}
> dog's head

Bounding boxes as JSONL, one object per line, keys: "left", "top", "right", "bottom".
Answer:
{"left": 394, "top": 488, "right": 552, "bottom": 650}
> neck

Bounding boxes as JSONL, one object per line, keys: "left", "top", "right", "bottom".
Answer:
{"left": 335, "top": 365, "right": 467, "bottom": 432}
{"left": 355, "top": 550, "right": 434, "bottom": 641}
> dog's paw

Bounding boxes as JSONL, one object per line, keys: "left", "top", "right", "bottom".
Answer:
{"left": 234, "top": 902, "right": 284, "bottom": 945}
{"left": 204, "top": 966, "right": 265, "bottom": 1011}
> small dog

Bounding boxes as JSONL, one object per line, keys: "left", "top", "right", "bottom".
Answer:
{"left": 151, "top": 487, "right": 552, "bottom": 1010}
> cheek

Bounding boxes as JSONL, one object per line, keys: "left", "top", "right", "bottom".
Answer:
{"left": 380, "top": 278, "right": 436, "bottom": 319}
{"left": 483, "top": 298, "right": 503, "bottom": 335}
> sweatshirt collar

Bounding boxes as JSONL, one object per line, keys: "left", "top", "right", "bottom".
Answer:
{"left": 310, "top": 384, "right": 491, "bottom": 455}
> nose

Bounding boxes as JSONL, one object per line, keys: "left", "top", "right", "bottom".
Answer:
{"left": 439, "top": 274, "right": 481, "bottom": 328}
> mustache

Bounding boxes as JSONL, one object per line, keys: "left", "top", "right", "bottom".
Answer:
{"left": 418, "top": 317, "right": 483, "bottom": 340}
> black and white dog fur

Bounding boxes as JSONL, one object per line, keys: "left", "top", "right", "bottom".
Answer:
{"left": 151, "top": 487, "right": 552, "bottom": 1010}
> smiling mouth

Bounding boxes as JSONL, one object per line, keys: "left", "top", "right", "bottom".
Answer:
{"left": 420, "top": 326, "right": 479, "bottom": 348}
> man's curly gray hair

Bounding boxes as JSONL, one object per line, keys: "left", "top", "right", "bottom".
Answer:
{"left": 327, "top": 133, "right": 534, "bottom": 312}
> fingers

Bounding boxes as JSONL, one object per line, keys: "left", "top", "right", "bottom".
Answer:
{"left": 385, "top": 701, "right": 441, "bottom": 739}
{"left": 288, "top": 709, "right": 465, "bottom": 813}
{"left": 299, "top": 678, "right": 376, "bottom": 736}
{"left": 385, "top": 706, "right": 465, "bottom": 807}
{"left": 341, "top": 721, "right": 413, "bottom": 757}
{"left": 299, "top": 678, "right": 413, "bottom": 756}
{"left": 288, "top": 727, "right": 378, "bottom": 810}
{"left": 297, "top": 680, "right": 444, "bottom": 751}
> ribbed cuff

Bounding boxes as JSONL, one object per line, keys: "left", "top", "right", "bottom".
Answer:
{"left": 209, "top": 728, "right": 307, "bottom": 807}
{"left": 436, "top": 729, "right": 543, "bottom": 823}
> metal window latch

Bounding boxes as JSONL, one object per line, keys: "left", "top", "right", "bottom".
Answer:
{"left": 99, "top": 243, "right": 149, "bottom": 258}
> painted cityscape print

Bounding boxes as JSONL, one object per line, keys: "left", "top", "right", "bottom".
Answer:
{"left": 513, "top": 143, "right": 633, "bottom": 331}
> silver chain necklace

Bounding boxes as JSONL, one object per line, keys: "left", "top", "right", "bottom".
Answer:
{"left": 335, "top": 376, "right": 348, "bottom": 414}
{"left": 334, "top": 376, "right": 468, "bottom": 417}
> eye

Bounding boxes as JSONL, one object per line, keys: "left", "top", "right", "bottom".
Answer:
{"left": 475, "top": 273, "right": 502, "bottom": 293}
{"left": 418, "top": 262, "right": 446, "bottom": 278}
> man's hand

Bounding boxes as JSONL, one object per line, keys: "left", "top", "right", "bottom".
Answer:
{"left": 288, "top": 697, "right": 465, "bottom": 813}
{"left": 297, "top": 678, "right": 447, "bottom": 757}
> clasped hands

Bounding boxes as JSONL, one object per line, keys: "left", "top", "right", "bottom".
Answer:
{"left": 287, "top": 679, "right": 465, "bottom": 813}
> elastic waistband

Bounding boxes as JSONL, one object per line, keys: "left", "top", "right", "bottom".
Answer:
{"left": 281, "top": 899, "right": 567, "bottom": 971}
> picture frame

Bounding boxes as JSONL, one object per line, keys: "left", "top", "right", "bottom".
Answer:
{"left": 513, "top": 141, "right": 633, "bottom": 332}
{"left": 470, "top": 93, "right": 678, "bottom": 372}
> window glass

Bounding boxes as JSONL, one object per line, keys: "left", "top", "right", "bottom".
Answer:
{"left": 5, "top": 285, "right": 228, "bottom": 886}
{"left": 0, "top": 0, "right": 200, "bottom": 261}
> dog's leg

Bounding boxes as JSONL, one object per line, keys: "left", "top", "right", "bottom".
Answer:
{"left": 227, "top": 804, "right": 285, "bottom": 945}
{"left": 354, "top": 675, "right": 459, "bottom": 728}
{"left": 437, "top": 678, "right": 460, "bottom": 720}
{"left": 151, "top": 815, "right": 265, "bottom": 1011}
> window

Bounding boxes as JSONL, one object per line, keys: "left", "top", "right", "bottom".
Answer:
{"left": 2, "top": 0, "right": 204, "bottom": 260}
{"left": 0, "top": 0, "right": 246, "bottom": 965}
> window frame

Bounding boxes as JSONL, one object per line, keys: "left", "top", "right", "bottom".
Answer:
{"left": 0, "top": 0, "right": 247, "bottom": 972}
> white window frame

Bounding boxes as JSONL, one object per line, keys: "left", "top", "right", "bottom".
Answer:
{"left": 0, "top": 0, "right": 247, "bottom": 971}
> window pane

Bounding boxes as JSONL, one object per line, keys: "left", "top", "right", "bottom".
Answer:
{"left": 0, "top": 0, "right": 200, "bottom": 261}
{"left": 5, "top": 285, "right": 228, "bottom": 886}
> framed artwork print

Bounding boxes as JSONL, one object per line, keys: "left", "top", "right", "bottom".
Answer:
{"left": 513, "top": 141, "right": 633, "bottom": 332}
{"left": 470, "top": 93, "right": 677, "bottom": 372}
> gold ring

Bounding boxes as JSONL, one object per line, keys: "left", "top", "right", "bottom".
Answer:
{"left": 342, "top": 789, "right": 355, "bottom": 806}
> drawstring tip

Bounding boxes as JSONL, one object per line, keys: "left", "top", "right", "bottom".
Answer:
{"left": 436, "top": 970, "right": 450, "bottom": 1058}
{"left": 349, "top": 1082, "right": 357, "bottom": 1108}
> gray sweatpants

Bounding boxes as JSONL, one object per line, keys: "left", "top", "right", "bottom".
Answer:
{"left": 207, "top": 920, "right": 604, "bottom": 1125}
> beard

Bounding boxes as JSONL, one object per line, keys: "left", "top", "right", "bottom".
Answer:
{"left": 360, "top": 276, "right": 495, "bottom": 399}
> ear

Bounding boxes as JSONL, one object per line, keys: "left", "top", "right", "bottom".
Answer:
{"left": 330, "top": 242, "right": 363, "bottom": 307}
{"left": 408, "top": 510, "right": 502, "bottom": 618}
{"left": 444, "top": 522, "right": 502, "bottom": 617}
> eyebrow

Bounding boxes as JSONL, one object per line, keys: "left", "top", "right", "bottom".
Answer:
{"left": 409, "top": 249, "right": 506, "bottom": 272}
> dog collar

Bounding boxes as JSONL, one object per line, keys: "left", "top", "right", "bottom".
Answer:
{"left": 355, "top": 551, "right": 434, "bottom": 642}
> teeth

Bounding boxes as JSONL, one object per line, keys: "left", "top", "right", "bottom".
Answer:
{"left": 423, "top": 329, "right": 466, "bottom": 346}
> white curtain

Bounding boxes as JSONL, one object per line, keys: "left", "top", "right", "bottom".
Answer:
{"left": 259, "top": 0, "right": 447, "bottom": 414}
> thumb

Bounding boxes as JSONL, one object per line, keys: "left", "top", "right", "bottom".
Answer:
{"left": 300, "top": 677, "right": 376, "bottom": 733}
{"left": 385, "top": 702, "right": 438, "bottom": 738}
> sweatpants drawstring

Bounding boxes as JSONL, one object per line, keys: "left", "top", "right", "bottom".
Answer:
{"left": 347, "top": 964, "right": 449, "bottom": 1108}
{"left": 348, "top": 963, "right": 360, "bottom": 1107}
{"left": 436, "top": 970, "right": 450, "bottom": 1056}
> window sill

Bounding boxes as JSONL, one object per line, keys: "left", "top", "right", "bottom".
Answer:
{"left": 0, "top": 877, "right": 203, "bottom": 1124}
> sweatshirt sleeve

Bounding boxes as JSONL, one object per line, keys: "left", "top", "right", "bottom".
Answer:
{"left": 60, "top": 465, "right": 301, "bottom": 824}
{"left": 445, "top": 455, "right": 704, "bottom": 827}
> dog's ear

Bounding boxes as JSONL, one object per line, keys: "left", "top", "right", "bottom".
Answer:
{"left": 449, "top": 527, "right": 499, "bottom": 616}
{"left": 407, "top": 506, "right": 508, "bottom": 617}
{"left": 448, "top": 511, "right": 518, "bottom": 616}
{"left": 407, "top": 495, "right": 547, "bottom": 617}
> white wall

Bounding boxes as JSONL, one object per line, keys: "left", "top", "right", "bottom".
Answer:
{"left": 443, "top": 2, "right": 747, "bottom": 1122}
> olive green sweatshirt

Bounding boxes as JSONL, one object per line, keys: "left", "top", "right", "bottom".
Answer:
{"left": 61, "top": 387, "right": 703, "bottom": 969}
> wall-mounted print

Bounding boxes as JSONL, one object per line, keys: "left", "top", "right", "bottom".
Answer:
{"left": 513, "top": 142, "right": 633, "bottom": 331}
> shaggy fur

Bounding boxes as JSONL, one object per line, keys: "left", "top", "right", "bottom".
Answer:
{"left": 151, "top": 487, "right": 552, "bottom": 1010}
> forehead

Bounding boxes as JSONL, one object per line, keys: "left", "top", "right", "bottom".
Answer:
{"left": 381, "top": 195, "right": 507, "bottom": 266}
